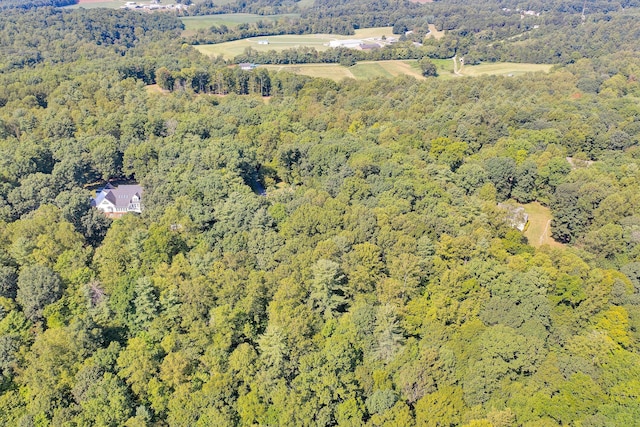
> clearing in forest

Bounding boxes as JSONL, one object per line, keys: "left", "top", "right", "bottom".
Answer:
{"left": 427, "top": 24, "right": 445, "bottom": 39}
{"left": 261, "top": 59, "right": 550, "bottom": 82}
{"left": 181, "top": 13, "right": 300, "bottom": 32}
{"left": 194, "top": 27, "right": 395, "bottom": 60}
{"left": 434, "top": 60, "right": 553, "bottom": 79}
{"left": 522, "top": 202, "right": 564, "bottom": 248}
{"left": 62, "top": 0, "right": 123, "bottom": 8}
{"left": 460, "top": 62, "right": 553, "bottom": 76}
{"left": 262, "top": 60, "right": 425, "bottom": 81}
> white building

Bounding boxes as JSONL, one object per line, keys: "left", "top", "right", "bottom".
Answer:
{"left": 91, "top": 183, "right": 143, "bottom": 218}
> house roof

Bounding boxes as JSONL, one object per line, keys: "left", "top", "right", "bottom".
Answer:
{"left": 359, "top": 43, "right": 380, "bottom": 50}
{"left": 92, "top": 184, "right": 142, "bottom": 209}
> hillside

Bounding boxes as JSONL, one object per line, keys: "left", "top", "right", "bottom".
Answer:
{"left": 0, "top": 3, "right": 639, "bottom": 426}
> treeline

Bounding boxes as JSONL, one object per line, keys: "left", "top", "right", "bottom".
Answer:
{"left": 154, "top": 65, "right": 310, "bottom": 96}
{"left": 0, "top": 0, "right": 77, "bottom": 9}
{"left": 231, "top": 43, "right": 441, "bottom": 67}
{"left": 189, "top": 0, "right": 302, "bottom": 15}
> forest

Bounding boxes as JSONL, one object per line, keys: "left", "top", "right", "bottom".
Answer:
{"left": 1, "top": 2, "right": 640, "bottom": 426}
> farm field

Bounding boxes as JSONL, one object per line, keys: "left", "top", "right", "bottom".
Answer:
{"left": 181, "top": 13, "right": 300, "bottom": 31}
{"left": 262, "top": 63, "right": 355, "bottom": 80}
{"left": 432, "top": 59, "right": 553, "bottom": 79}
{"left": 460, "top": 62, "right": 554, "bottom": 77}
{"left": 260, "top": 59, "right": 551, "bottom": 82}
{"left": 263, "top": 60, "right": 424, "bottom": 81}
{"left": 62, "top": 0, "right": 123, "bottom": 8}
{"left": 261, "top": 60, "right": 424, "bottom": 81}
{"left": 522, "top": 202, "right": 564, "bottom": 248}
{"left": 194, "top": 27, "right": 395, "bottom": 60}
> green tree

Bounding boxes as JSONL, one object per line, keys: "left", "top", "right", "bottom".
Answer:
{"left": 420, "top": 57, "right": 438, "bottom": 77}
{"left": 373, "top": 305, "right": 405, "bottom": 362}
{"left": 16, "top": 264, "right": 62, "bottom": 321}
{"left": 133, "top": 277, "right": 158, "bottom": 333}
{"left": 309, "top": 259, "right": 348, "bottom": 319}
{"left": 485, "top": 157, "right": 517, "bottom": 201}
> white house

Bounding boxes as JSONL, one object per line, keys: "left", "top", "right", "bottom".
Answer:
{"left": 91, "top": 183, "right": 143, "bottom": 218}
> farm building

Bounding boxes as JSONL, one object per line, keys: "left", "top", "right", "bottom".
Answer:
{"left": 329, "top": 39, "right": 363, "bottom": 49}
{"left": 358, "top": 43, "right": 381, "bottom": 50}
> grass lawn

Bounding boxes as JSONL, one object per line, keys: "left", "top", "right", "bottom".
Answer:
{"left": 522, "top": 202, "right": 564, "bottom": 248}
{"left": 181, "top": 13, "right": 300, "bottom": 31}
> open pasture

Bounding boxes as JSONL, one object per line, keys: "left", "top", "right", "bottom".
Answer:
{"left": 260, "top": 59, "right": 551, "bottom": 82}
{"left": 62, "top": 0, "right": 123, "bottom": 8}
{"left": 181, "top": 13, "right": 300, "bottom": 31}
{"left": 262, "top": 60, "right": 424, "bottom": 81}
{"left": 194, "top": 27, "right": 395, "bottom": 60}
{"left": 461, "top": 62, "right": 554, "bottom": 77}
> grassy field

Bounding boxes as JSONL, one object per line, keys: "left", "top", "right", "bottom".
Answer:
{"left": 522, "top": 202, "right": 564, "bottom": 248}
{"left": 262, "top": 64, "right": 355, "bottom": 80}
{"left": 432, "top": 59, "right": 553, "bottom": 80}
{"left": 181, "top": 13, "right": 300, "bottom": 31}
{"left": 62, "top": 0, "right": 123, "bottom": 8}
{"left": 460, "top": 62, "right": 554, "bottom": 77}
{"left": 194, "top": 27, "right": 395, "bottom": 60}
{"left": 259, "top": 58, "right": 551, "bottom": 82}
{"left": 262, "top": 60, "right": 424, "bottom": 81}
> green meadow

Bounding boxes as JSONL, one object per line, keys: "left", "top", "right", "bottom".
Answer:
{"left": 181, "top": 13, "right": 300, "bottom": 31}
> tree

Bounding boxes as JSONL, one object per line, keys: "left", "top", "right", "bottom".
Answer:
{"left": 485, "top": 157, "right": 516, "bottom": 201}
{"left": 0, "top": 266, "right": 18, "bottom": 299}
{"left": 309, "top": 259, "right": 348, "bottom": 319}
{"left": 373, "top": 305, "right": 405, "bottom": 362}
{"left": 74, "top": 373, "right": 134, "bottom": 426}
{"left": 155, "top": 67, "right": 174, "bottom": 91}
{"left": 132, "top": 277, "right": 158, "bottom": 333}
{"left": 415, "top": 386, "right": 465, "bottom": 427}
{"left": 16, "top": 264, "right": 62, "bottom": 321}
{"left": 420, "top": 57, "right": 438, "bottom": 77}
{"left": 512, "top": 160, "right": 538, "bottom": 203}
{"left": 551, "top": 183, "right": 589, "bottom": 243}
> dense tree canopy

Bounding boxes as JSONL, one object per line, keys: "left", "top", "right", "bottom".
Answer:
{"left": 0, "top": 2, "right": 640, "bottom": 426}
